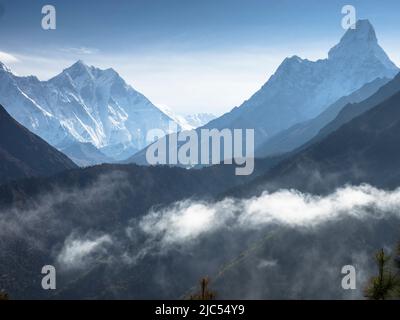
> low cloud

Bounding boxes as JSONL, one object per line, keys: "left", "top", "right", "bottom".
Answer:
{"left": 257, "top": 259, "right": 278, "bottom": 269}
{"left": 138, "top": 184, "right": 400, "bottom": 247}
{"left": 57, "top": 234, "right": 112, "bottom": 270}
{"left": 3, "top": 180, "right": 400, "bottom": 299}
{"left": 139, "top": 200, "right": 235, "bottom": 246}
{"left": 132, "top": 184, "right": 400, "bottom": 299}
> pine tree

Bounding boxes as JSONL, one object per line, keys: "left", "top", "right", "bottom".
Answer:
{"left": 0, "top": 291, "right": 9, "bottom": 300}
{"left": 190, "top": 277, "right": 216, "bottom": 300}
{"left": 364, "top": 249, "right": 398, "bottom": 300}
{"left": 393, "top": 242, "right": 400, "bottom": 297}
{"left": 394, "top": 242, "right": 400, "bottom": 270}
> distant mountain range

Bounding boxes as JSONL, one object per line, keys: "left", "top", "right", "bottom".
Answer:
{"left": 158, "top": 107, "right": 216, "bottom": 130}
{"left": 129, "top": 19, "right": 398, "bottom": 165}
{"left": 0, "top": 60, "right": 180, "bottom": 164}
{"left": 1, "top": 20, "right": 395, "bottom": 168}
{"left": 181, "top": 113, "right": 216, "bottom": 129}
{"left": 0, "top": 104, "right": 76, "bottom": 184}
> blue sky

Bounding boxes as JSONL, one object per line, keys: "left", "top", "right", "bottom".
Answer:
{"left": 0, "top": 0, "right": 399, "bottom": 115}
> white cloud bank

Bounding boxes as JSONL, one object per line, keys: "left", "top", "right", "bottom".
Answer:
{"left": 57, "top": 234, "right": 112, "bottom": 270}
{"left": 139, "top": 184, "right": 400, "bottom": 247}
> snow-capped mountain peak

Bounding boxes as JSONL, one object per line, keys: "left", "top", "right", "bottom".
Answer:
{"left": 340, "top": 19, "right": 377, "bottom": 44}
{"left": 62, "top": 60, "right": 119, "bottom": 80}
{"left": 328, "top": 19, "right": 395, "bottom": 71}
{"left": 201, "top": 19, "right": 398, "bottom": 146}
{"left": 0, "top": 60, "right": 180, "bottom": 162}
{"left": 52, "top": 60, "right": 120, "bottom": 89}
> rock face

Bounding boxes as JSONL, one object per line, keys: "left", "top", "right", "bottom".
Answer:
{"left": 0, "top": 104, "right": 77, "bottom": 184}
{"left": 0, "top": 60, "right": 180, "bottom": 161}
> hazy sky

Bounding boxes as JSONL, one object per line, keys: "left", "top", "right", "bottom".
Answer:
{"left": 0, "top": 0, "right": 399, "bottom": 116}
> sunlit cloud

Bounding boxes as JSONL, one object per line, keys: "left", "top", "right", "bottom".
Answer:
{"left": 138, "top": 184, "right": 400, "bottom": 248}
{"left": 57, "top": 234, "right": 112, "bottom": 270}
{"left": 0, "top": 51, "right": 19, "bottom": 64}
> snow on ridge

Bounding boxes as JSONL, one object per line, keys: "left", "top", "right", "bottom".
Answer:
{"left": 0, "top": 60, "right": 180, "bottom": 160}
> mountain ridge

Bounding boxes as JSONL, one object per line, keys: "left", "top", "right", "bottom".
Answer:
{"left": 255, "top": 77, "right": 390, "bottom": 157}
{"left": 0, "top": 104, "right": 77, "bottom": 184}
{"left": 229, "top": 85, "right": 400, "bottom": 197}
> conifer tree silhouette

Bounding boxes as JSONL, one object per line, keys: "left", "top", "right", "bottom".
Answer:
{"left": 190, "top": 277, "right": 216, "bottom": 300}
{"left": 364, "top": 249, "right": 398, "bottom": 300}
{"left": 0, "top": 291, "right": 9, "bottom": 300}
